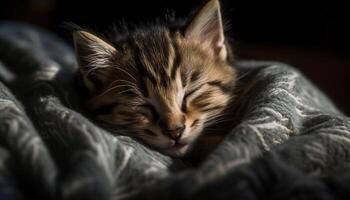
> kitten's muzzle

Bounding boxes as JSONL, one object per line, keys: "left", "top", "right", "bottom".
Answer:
{"left": 159, "top": 113, "right": 186, "bottom": 140}
{"left": 163, "top": 124, "right": 185, "bottom": 141}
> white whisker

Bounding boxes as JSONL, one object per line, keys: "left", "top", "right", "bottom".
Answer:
{"left": 110, "top": 79, "right": 137, "bottom": 87}
{"left": 118, "top": 88, "right": 141, "bottom": 96}
{"left": 112, "top": 65, "right": 137, "bottom": 81}
{"left": 98, "top": 84, "right": 132, "bottom": 96}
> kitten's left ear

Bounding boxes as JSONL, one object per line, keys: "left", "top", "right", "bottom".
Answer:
{"left": 185, "top": 0, "right": 227, "bottom": 60}
{"left": 73, "top": 31, "right": 117, "bottom": 92}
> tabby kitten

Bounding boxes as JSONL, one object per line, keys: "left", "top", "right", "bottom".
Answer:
{"left": 73, "top": 0, "right": 237, "bottom": 157}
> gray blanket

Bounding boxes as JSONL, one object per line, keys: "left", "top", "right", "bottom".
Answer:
{"left": 1, "top": 22, "right": 350, "bottom": 200}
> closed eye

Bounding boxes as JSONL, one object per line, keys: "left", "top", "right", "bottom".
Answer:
{"left": 139, "top": 104, "right": 159, "bottom": 122}
{"left": 182, "top": 84, "right": 205, "bottom": 112}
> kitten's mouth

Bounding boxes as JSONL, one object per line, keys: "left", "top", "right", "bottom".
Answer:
{"left": 160, "top": 138, "right": 189, "bottom": 149}
{"left": 159, "top": 141, "right": 190, "bottom": 157}
{"left": 167, "top": 142, "right": 187, "bottom": 150}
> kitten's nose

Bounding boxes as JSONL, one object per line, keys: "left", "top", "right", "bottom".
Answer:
{"left": 163, "top": 124, "right": 185, "bottom": 140}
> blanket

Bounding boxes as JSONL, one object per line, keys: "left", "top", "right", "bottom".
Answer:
{"left": 0, "top": 22, "right": 350, "bottom": 200}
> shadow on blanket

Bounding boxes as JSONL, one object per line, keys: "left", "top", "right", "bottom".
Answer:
{"left": 0, "top": 22, "right": 350, "bottom": 200}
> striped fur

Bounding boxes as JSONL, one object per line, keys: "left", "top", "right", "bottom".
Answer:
{"left": 73, "top": 0, "right": 237, "bottom": 157}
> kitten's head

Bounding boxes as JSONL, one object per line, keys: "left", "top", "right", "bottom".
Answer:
{"left": 73, "top": 0, "right": 236, "bottom": 157}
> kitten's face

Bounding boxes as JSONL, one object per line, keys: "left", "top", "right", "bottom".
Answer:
{"left": 73, "top": 0, "right": 236, "bottom": 157}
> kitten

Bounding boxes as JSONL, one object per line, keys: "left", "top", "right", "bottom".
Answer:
{"left": 73, "top": 0, "right": 237, "bottom": 157}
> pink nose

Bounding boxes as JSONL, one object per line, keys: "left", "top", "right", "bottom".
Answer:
{"left": 163, "top": 124, "right": 185, "bottom": 140}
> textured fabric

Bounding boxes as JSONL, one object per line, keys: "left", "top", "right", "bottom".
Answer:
{"left": 0, "top": 22, "right": 350, "bottom": 200}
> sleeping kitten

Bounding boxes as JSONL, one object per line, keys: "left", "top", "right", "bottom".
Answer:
{"left": 73, "top": 0, "right": 237, "bottom": 157}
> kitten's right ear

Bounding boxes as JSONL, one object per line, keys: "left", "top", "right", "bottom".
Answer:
{"left": 73, "top": 31, "right": 116, "bottom": 92}
{"left": 185, "top": 0, "right": 227, "bottom": 60}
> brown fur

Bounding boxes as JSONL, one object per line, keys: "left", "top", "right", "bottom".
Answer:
{"left": 73, "top": 0, "right": 237, "bottom": 158}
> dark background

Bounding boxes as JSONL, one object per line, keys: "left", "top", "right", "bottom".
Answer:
{"left": 0, "top": 0, "right": 348, "bottom": 114}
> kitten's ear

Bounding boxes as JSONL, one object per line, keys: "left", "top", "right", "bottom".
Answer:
{"left": 185, "top": 0, "right": 227, "bottom": 60}
{"left": 73, "top": 31, "right": 116, "bottom": 92}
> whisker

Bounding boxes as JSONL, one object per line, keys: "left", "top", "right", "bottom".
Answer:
{"left": 98, "top": 84, "right": 133, "bottom": 96}
{"left": 109, "top": 79, "right": 138, "bottom": 87}
{"left": 118, "top": 88, "right": 141, "bottom": 96}
{"left": 112, "top": 65, "right": 137, "bottom": 81}
{"left": 236, "top": 70, "right": 253, "bottom": 81}
{"left": 204, "top": 113, "right": 233, "bottom": 127}
{"left": 85, "top": 65, "right": 106, "bottom": 75}
{"left": 128, "top": 63, "right": 138, "bottom": 72}
{"left": 205, "top": 119, "right": 232, "bottom": 127}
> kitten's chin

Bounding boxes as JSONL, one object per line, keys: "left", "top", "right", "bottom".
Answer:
{"left": 160, "top": 143, "right": 190, "bottom": 157}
